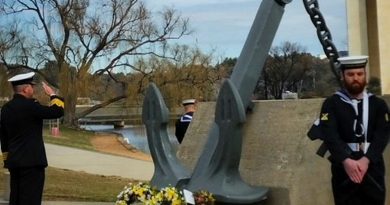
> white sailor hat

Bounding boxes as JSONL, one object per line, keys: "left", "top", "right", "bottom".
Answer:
{"left": 338, "top": 56, "right": 368, "bottom": 70}
{"left": 182, "top": 99, "right": 196, "bottom": 106}
{"left": 8, "top": 72, "right": 36, "bottom": 86}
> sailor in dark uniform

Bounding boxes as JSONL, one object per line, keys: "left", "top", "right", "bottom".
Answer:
{"left": 175, "top": 99, "right": 196, "bottom": 144}
{"left": 0, "top": 71, "right": 64, "bottom": 205}
{"left": 319, "top": 56, "right": 390, "bottom": 205}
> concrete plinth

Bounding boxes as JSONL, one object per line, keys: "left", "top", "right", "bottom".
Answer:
{"left": 178, "top": 98, "right": 390, "bottom": 205}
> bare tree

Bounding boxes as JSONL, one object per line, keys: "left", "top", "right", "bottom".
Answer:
{"left": 0, "top": 0, "right": 190, "bottom": 125}
{"left": 124, "top": 45, "right": 223, "bottom": 108}
{"left": 0, "top": 64, "right": 12, "bottom": 98}
{"left": 257, "top": 41, "right": 313, "bottom": 99}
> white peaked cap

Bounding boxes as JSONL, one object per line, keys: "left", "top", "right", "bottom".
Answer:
{"left": 8, "top": 72, "right": 36, "bottom": 86}
{"left": 182, "top": 99, "right": 196, "bottom": 105}
{"left": 8, "top": 72, "right": 35, "bottom": 82}
{"left": 338, "top": 56, "right": 368, "bottom": 70}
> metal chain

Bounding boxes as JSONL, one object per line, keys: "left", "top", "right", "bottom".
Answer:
{"left": 303, "top": 0, "right": 341, "bottom": 82}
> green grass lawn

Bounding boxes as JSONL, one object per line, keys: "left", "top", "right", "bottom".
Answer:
{"left": 44, "top": 167, "right": 139, "bottom": 202}
{"left": 43, "top": 126, "right": 95, "bottom": 151}
{"left": 0, "top": 167, "right": 140, "bottom": 202}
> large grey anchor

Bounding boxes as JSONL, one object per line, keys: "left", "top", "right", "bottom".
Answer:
{"left": 141, "top": 0, "right": 291, "bottom": 203}
{"left": 142, "top": 83, "right": 191, "bottom": 189}
{"left": 186, "top": 0, "right": 291, "bottom": 203}
{"left": 189, "top": 79, "right": 269, "bottom": 203}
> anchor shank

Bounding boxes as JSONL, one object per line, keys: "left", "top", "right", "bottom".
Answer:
{"left": 187, "top": 1, "right": 290, "bottom": 203}
{"left": 230, "top": 0, "right": 287, "bottom": 109}
{"left": 191, "top": 0, "right": 289, "bottom": 181}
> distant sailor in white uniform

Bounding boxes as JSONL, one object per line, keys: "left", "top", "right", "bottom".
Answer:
{"left": 175, "top": 99, "right": 196, "bottom": 144}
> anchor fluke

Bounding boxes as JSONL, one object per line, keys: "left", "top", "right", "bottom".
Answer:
{"left": 142, "top": 83, "right": 191, "bottom": 189}
{"left": 186, "top": 80, "right": 268, "bottom": 204}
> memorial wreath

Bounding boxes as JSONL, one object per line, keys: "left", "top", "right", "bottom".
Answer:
{"left": 116, "top": 182, "right": 215, "bottom": 205}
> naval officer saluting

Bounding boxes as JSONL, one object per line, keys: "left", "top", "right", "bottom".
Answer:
{"left": 319, "top": 56, "right": 390, "bottom": 205}
{"left": 0, "top": 71, "right": 64, "bottom": 205}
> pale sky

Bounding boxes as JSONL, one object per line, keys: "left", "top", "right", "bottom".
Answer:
{"left": 144, "top": 0, "right": 348, "bottom": 58}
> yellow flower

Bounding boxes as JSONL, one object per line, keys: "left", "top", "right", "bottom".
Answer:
{"left": 167, "top": 189, "right": 176, "bottom": 200}
{"left": 172, "top": 198, "right": 183, "bottom": 205}
{"left": 116, "top": 183, "right": 215, "bottom": 205}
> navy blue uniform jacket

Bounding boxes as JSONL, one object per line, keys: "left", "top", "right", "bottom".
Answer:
{"left": 0, "top": 94, "right": 64, "bottom": 168}
{"left": 320, "top": 93, "right": 390, "bottom": 164}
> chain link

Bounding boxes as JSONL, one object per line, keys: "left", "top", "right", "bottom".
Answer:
{"left": 303, "top": 0, "right": 341, "bottom": 82}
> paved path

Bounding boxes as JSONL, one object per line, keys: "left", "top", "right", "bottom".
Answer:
{"left": 45, "top": 143, "right": 154, "bottom": 180}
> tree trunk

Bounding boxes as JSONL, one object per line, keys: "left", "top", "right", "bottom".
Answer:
{"left": 59, "top": 67, "right": 78, "bottom": 127}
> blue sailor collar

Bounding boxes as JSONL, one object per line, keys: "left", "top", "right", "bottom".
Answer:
{"left": 335, "top": 89, "right": 371, "bottom": 153}
{"left": 335, "top": 89, "right": 372, "bottom": 103}
{"left": 335, "top": 89, "right": 372, "bottom": 116}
